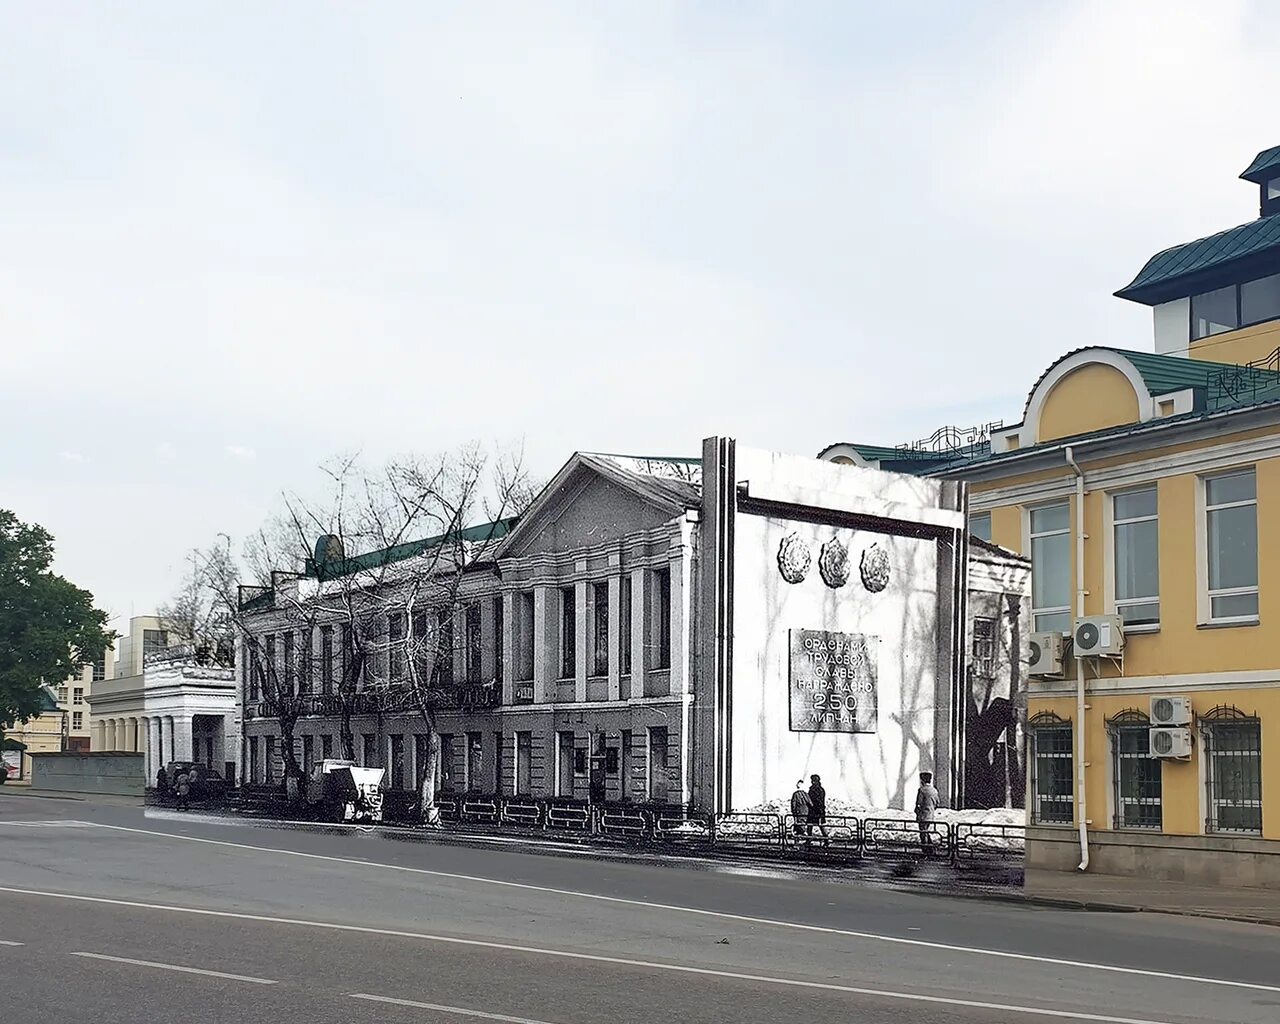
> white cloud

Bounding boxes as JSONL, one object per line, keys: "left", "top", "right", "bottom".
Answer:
{"left": 58, "top": 451, "right": 85, "bottom": 463}
{"left": 224, "top": 446, "right": 256, "bottom": 460}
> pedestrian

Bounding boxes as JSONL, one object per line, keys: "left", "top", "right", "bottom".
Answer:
{"left": 807, "top": 774, "right": 829, "bottom": 847}
{"left": 156, "top": 765, "right": 168, "bottom": 801}
{"left": 176, "top": 771, "right": 191, "bottom": 812}
{"left": 790, "top": 779, "right": 812, "bottom": 841}
{"left": 915, "top": 770, "right": 940, "bottom": 857}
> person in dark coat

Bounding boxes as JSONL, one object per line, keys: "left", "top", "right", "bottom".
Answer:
{"left": 176, "top": 771, "right": 191, "bottom": 812}
{"left": 807, "top": 774, "right": 829, "bottom": 846}
{"left": 790, "top": 780, "right": 812, "bottom": 839}
{"left": 915, "top": 770, "right": 940, "bottom": 857}
{"left": 156, "top": 766, "right": 168, "bottom": 800}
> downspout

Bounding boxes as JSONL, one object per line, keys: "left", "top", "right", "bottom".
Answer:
{"left": 1065, "top": 446, "right": 1089, "bottom": 872}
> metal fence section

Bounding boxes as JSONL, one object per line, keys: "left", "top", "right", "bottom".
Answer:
{"left": 499, "top": 799, "right": 543, "bottom": 829}
{"left": 712, "top": 812, "right": 783, "bottom": 846}
{"left": 862, "top": 817, "right": 950, "bottom": 859}
{"left": 952, "top": 822, "right": 1025, "bottom": 860}
{"left": 652, "top": 810, "right": 712, "bottom": 842}
{"left": 435, "top": 795, "right": 460, "bottom": 823}
{"left": 598, "top": 807, "right": 649, "bottom": 839}
{"left": 460, "top": 797, "right": 500, "bottom": 826}
{"left": 781, "top": 813, "right": 860, "bottom": 850}
{"left": 545, "top": 801, "right": 592, "bottom": 832}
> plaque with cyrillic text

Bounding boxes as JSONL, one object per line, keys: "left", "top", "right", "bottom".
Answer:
{"left": 788, "top": 629, "right": 878, "bottom": 733}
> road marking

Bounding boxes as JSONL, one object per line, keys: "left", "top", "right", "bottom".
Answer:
{"left": 59, "top": 821, "right": 1280, "bottom": 996}
{"left": 0, "top": 940, "right": 24, "bottom": 946}
{"left": 68, "top": 950, "right": 277, "bottom": 984}
{"left": 351, "top": 993, "right": 561, "bottom": 1023}
{"left": 0, "top": 887, "right": 1174, "bottom": 1024}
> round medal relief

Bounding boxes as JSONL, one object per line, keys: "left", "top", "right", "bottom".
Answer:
{"left": 859, "top": 542, "right": 891, "bottom": 593}
{"left": 818, "top": 537, "right": 850, "bottom": 589}
{"left": 777, "top": 532, "right": 811, "bottom": 584}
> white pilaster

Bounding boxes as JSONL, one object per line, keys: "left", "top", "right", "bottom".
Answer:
{"left": 631, "top": 568, "right": 647, "bottom": 695}
{"left": 607, "top": 574, "right": 621, "bottom": 702}
{"left": 501, "top": 592, "right": 515, "bottom": 705}
{"left": 574, "top": 578, "right": 588, "bottom": 703}
{"left": 534, "top": 586, "right": 552, "bottom": 703}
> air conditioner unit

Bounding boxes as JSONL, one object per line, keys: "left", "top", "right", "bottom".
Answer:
{"left": 1073, "top": 614, "right": 1125, "bottom": 657}
{"left": 1028, "top": 631, "right": 1065, "bottom": 676}
{"left": 1150, "top": 727, "right": 1193, "bottom": 760}
{"left": 1150, "top": 696, "right": 1193, "bottom": 727}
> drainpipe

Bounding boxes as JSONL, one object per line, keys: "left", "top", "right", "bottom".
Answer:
{"left": 1065, "top": 446, "right": 1089, "bottom": 872}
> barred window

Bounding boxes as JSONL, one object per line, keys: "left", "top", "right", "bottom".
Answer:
{"left": 972, "top": 617, "right": 997, "bottom": 679}
{"left": 1029, "top": 715, "right": 1073, "bottom": 824}
{"left": 1108, "top": 710, "right": 1161, "bottom": 830}
{"left": 1202, "top": 707, "right": 1262, "bottom": 834}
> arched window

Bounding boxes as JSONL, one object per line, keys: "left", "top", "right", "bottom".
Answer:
{"left": 1028, "top": 711, "right": 1073, "bottom": 825}
{"left": 1199, "top": 705, "right": 1262, "bottom": 834}
{"left": 1106, "top": 709, "right": 1161, "bottom": 830}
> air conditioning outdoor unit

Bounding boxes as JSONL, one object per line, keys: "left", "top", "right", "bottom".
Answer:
{"left": 1150, "top": 727, "right": 1193, "bottom": 760}
{"left": 1073, "top": 614, "right": 1125, "bottom": 657}
{"left": 1150, "top": 696, "right": 1193, "bottom": 727}
{"left": 1028, "top": 631, "right": 1065, "bottom": 676}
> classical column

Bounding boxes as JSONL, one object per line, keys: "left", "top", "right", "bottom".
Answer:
{"left": 151, "top": 718, "right": 162, "bottom": 775}
{"left": 574, "top": 578, "right": 588, "bottom": 703}
{"left": 533, "top": 586, "right": 553, "bottom": 703}
{"left": 173, "top": 714, "right": 194, "bottom": 761}
{"left": 160, "top": 716, "right": 172, "bottom": 765}
{"left": 107, "top": 719, "right": 117, "bottom": 751}
{"left": 607, "top": 573, "right": 621, "bottom": 702}
{"left": 669, "top": 538, "right": 690, "bottom": 694}
{"left": 501, "top": 592, "right": 515, "bottom": 706}
{"left": 630, "top": 569, "right": 648, "bottom": 696}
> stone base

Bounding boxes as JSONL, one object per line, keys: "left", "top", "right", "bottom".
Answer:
{"left": 1028, "top": 825, "right": 1280, "bottom": 888}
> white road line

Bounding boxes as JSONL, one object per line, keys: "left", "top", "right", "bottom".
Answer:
{"left": 0, "top": 887, "right": 1172, "bottom": 1024}
{"left": 350, "top": 993, "right": 561, "bottom": 1023}
{"left": 58, "top": 820, "right": 1280, "bottom": 996}
{"left": 0, "top": 939, "right": 24, "bottom": 946}
{"left": 68, "top": 950, "right": 277, "bottom": 984}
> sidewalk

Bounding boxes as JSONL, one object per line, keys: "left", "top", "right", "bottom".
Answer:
{"left": 1021, "top": 868, "right": 1280, "bottom": 927}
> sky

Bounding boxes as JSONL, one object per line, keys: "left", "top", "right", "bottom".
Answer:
{"left": 3, "top": 1, "right": 1279, "bottom": 629}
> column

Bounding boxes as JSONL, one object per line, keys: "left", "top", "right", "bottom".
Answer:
{"left": 107, "top": 719, "right": 117, "bottom": 751}
{"left": 501, "top": 591, "right": 515, "bottom": 706}
{"left": 94, "top": 721, "right": 105, "bottom": 751}
{"left": 173, "top": 714, "right": 194, "bottom": 761}
{"left": 574, "top": 577, "right": 588, "bottom": 703}
{"left": 160, "top": 716, "right": 172, "bottom": 765}
{"left": 151, "top": 718, "right": 162, "bottom": 776}
{"left": 607, "top": 573, "right": 621, "bottom": 702}
{"left": 533, "top": 586, "right": 553, "bottom": 703}
{"left": 130, "top": 718, "right": 140, "bottom": 752}
{"left": 453, "top": 607, "right": 467, "bottom": 688}
{"left": 669, "top": 526, "right": 691, "bottom": 694}
{"left": 631, "top": 568, "right": 648, "bottom": 696}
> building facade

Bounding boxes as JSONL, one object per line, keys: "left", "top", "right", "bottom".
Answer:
{"left": 239, "top": 444, "right": 1003, "bottom": 815}
{"left": 821, "top": 144, "right": 1280, "bottom": 886}
{"left": 2, "top": 686, "right": 64, "bottom": 781}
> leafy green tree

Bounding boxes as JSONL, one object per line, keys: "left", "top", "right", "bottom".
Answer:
{"left": 0, "top": 510, "right": 115, "bottom": 732}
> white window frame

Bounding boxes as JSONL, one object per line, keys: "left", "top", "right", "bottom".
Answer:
{"left": 1105, "top": 485, "right": 1160, "bottom": 632}
{"left": 1026, "top": 501, "right": 1072, "bottom": 634}
{"left": 1197, "top": 468, "right": 1260, "bottom": 626}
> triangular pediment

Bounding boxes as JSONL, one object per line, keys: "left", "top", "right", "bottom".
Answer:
{"left": 497, "top": 453, "right": 697, "bottom": 559}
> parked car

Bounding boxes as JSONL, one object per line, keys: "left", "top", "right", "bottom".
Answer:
{"left": 163, "top": 761, "right": 227, "bottom": 801}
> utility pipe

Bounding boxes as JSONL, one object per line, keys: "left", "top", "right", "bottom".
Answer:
{"left": 1065, "top": 446, "right": 1089, "bottom": 871}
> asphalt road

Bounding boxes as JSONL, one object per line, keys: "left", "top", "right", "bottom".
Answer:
{"left": 2, "top": 792, "right": 1279, "bottom": 1024}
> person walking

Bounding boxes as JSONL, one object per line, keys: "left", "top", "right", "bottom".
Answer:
{"left": 915, "top": 770, "right": 940, "bottom": 857}
{"left": 176, "top": 771, "right": 191, "bottom": 813}
{"left": 807, "top": 774, "right": 829, "bottom": 847}
{"left": 155, "top": 765, "right": 168, "bottom": 802}
{"left": 790, "top": 780, "right": 812, "bottom": 842}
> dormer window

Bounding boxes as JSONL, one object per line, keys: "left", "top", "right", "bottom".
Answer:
{"left": 1191, "top": 285, "right": 1238, "bottom": 339}
{"left": 1269, "top": 177, "right": 1280, "bottom": 203}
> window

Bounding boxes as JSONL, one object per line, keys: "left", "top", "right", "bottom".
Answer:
{"left": 249, "top": 646, "right": 261, "bottom": 701}
{"left": 1191, "top": 284, "right": 1239, "bottom": 339}
{"left": 466, "top": 605, "right": 483, "bottom": 684}
{"left": 560, "top": 587, "right": 576, "bottom": 679}
{"left": 283, "top": 632, "right": 295, "bottom": 693}
{"left": 92, "top": 656, "right": 106, "bottom": 682}
{"left": 619, "top": 576, "right": 632, "bottom": 676}
{"left": 362, "top": 733, "right": 379, "bottom": 769}
{"left": 493, "top": 597, "right": 504, "bottom": 682}
{"left": 302, "top": 734, "right": 314, "bottom": 775}
{"left": 390, "top": 734, "right": 405, "bottom": 790}
{"left": 388, "top": 611, "right": 404, "bottom": 681}
{"left": 320, "top": 626, "right": 334, "bottom": 694}
{"left": 73, "top": 687, "right": 84, "bottom": 706}
{"left": 321, "top": 733, "right": 333, "bottom": 760}
{"left": 249, "top": 736, "right": 259, "bottom": 784}
{"left": 653, "top": 567, "right": 671, "bottom": 669}
{"left": 57, "top": 686, "right": 68, "bottom": 703}
{"left": 264, "top": 635, "right": 276, "bottom": 691}
{"left": 1269, "top": 177, "right": 1280, "bottom": 202}
{"left": 1109, "top": 713, "right": 1161, "bottom": 830}
{"left": 1029, "top": 718, "right": 1073, "bottom": 824}
{"left": 1205, "top": 470, "right": 1259, "bottom": 621}
{"left": 647, "top": 726, "right": 669, "bottom": 803}
{"left": 971, "top": 618, "right": 997, "bottom": 679}
{"left": 439, "top": 734, "right": 455, "bottom": 793}
{"left": 433, "top": 609, "right": 455, "bottom": 687}
{"left": 1203, "top": 710, "right": 1262, "bottom": 834}
{"left": 516, "top": 592, "right": 534, "bottom": 682}
{"left": 1029, "top": 504, "right": 1071, "bottom": 633}
{"left": 467, "top": 732, "right": 483, "bottom": 792}
{"left": 1113, "top": 487, "right": 1160, "bottom": 626}
{"left": 142, "top": 629, "right": 168, "bottom": 660}
{"left": 969, "top": 511, "right": 992, "bottom": 543}
{"left": 265, "top": 737, "right": 276, "bottom": 784}
{"left": 620, "top": 730, "right": 632, "bottom": 802}
{"left": 1241, "top": 272, "right": 1280, "bottom": 327}
{"left": 493, "top": 731, "right": 504, "bottom": 794}
{"left": 299, "top": 629, "right": 311, "bottom": 693}
{"left": 515, "top": 732, "right": 532, "bottom": 795}
{"left": 592, "top": 582, "right": 609, "bottom": 677}
{"left": 340, "top": 623, "right": 354, "bottom": 689}
{"left": 72, "top": 711, "right": 83, "bottom": 731}
{"left": 557, "top": 731, "right": 575, "bottom": 796}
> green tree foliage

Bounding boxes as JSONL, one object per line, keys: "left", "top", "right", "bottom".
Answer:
{"left": 0, "top": 510, "right": 115, "bottom": 731}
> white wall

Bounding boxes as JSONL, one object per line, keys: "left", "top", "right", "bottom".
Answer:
{"left": 1153, "top": 298, "right": 1190, "bottom": 356}
{"left": 729, "top": 515, "right": 941, "bottom": 812}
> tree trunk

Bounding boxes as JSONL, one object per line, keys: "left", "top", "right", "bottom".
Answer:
{"left": 339, "top": 695, "right": 356, "bottom": 761}
{"left": 279, "top": 722, "right": 307, "bottom": 805}
{"left": 414, "top": 727, "right": 441, "bottom": 825}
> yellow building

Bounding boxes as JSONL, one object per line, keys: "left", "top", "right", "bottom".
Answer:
{"left": 3, "top": 686, "right": 66, "bottom": 782}
{"left": 821, "top": 144, "right": 1280, "bottom": 887}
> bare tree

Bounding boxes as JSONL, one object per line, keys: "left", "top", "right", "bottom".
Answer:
{"left": 188, "top": 444, "right": 534, "bottom": 816}
{"left": 158, "top": 547, "right": 236, "bottom": 667}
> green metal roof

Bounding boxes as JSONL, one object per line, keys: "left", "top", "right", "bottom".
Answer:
{"left": 1115, "top": 214, "right": 1280, "bottom": 304}
{"left": 1241, "top": 145, "right": 1280, "bottom": 185}
{"left": 308, "top": 518, "right": 516, "bottom": 579}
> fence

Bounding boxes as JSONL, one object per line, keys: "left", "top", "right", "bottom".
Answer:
{"left": 223, "top": 788, "right": 1023, "bottom": 864}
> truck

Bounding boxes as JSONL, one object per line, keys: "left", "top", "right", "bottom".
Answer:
{"left": 305, "top": 759, "right": 386, "bottom": 823}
